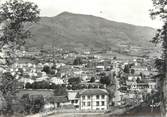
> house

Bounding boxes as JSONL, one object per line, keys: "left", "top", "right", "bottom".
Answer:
{"left": 131, "top": 65, "right": 148, "bottom": 75}
{"left": 68, "top": 90, "right": 80, "bottom": 110}
{"left": 128, "top": 75, "right": 141, "bottom": 81}
{"left": 96, "top": 65, "right": 105, "bottom": 71}
{"left": 16, "top": 89, "right": 69, "bottom": 109}
{"left": 113, "top": 90, "right": 124, "bottom": 106}
{"left": 50, "top": 77, "right": 64, "bottom": 85}
{"left": 126, "top": 80, "right": 157, "bottom": 93}
{"left": 78, "top": 89, "right": 109, "bottom": 111}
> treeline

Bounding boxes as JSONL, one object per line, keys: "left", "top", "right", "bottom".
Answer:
{"left": 25, "top": 80, "right": 105, "bottom": 90}
{"left": 25, "top": 81, "right": 65, "bottom": 89}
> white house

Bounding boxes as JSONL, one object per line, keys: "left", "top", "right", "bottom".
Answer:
{"left": 50, "top": 77, "right": 64, "bottom": 85}
{"left": 78, "top": 89, "right": 109, "bottom": 111}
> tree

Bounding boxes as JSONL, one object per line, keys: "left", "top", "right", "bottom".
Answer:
{"left": 54, "top": 85, "right": 67, "bottom": 96}
{"left": 136, "top": 77, "right": 141, "bottom": 83}
{"left": 100, "top": 75, "right": 111, "bottom": 86}
{"left": 119, "top": 76, "right": 127, "bottom": 85}
{"left": 25, "top": 83, "right": 32, "bottom": 89}
{"left": 90, "top": 77, "right": 95, "bottom": 83}
{"left": 0, "top": 0, "right": 40, "bottom": 82}
{"left": 123, "top": 65, "right": 130, "bottom": 74}
{"left": 42, "top": 65, "right": 51, "bottom": 74}
{"left": 0, "top": 72, "right": 15, "bottom": 96}
{"left": 68, "top": 77, "right": 81, "bottom": 85}
{"left": 0, "top": 0, "right": 40, "bottom": 114}
{"left": 73, "top": 57, "right": 83, "bottom": 65}
{"left": 113, "top": 56, "right": 117, "bottom": 60}
{"left": 21, "top": 94, "right": 31, "bottom": 114}
{"left": 88, "top": 84, "right": 94, "bottom": 89}
{"left": 0, "top": 0, "right": 40, "bottom": 43}
{"left": 42, "top": 65, "right": 55, "bottom": 75}
{"left": 30, "top": 95, "right": 44, "bottom": 113}
{"left": 21, "top": 94, "right": 45, "bottom": 114}
{"left": 150, "top": 0, "right": 167, "bottom": 116}
{"left": 0, "top": 72, "right": 21, "bottom": 114}
{"left": 131, "top": 69, "right": 135, "bottom": 75}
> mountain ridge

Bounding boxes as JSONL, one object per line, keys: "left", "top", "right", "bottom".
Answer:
{"left": 43, "top": 11, "right": 155, "bottom": 29}
{"left": 26, "top": 11, "right": 156, "bottom": 56}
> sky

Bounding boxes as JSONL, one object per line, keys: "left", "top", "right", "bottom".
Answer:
{"left": 0, "top": 0, "right": 163, "bottom": 28}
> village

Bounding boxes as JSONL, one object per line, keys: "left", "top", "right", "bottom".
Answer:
{"left": 0, "top": 45, "right": 160, "bottom": 115}
{"left": 0, "top": 0, "right": 163, "bottom": 116}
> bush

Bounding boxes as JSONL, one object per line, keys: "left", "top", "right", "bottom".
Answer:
{"left": 25, "top": 83, "right": 32, "bottom": 89}
{"left": 100, "top": 76, "right": 111, "bottom": 86}
{"left": 54, "top": 86, "right": 67, "bottom": 96}
{"left": 73, "top": 57, "right": 83, "bottom": 65}
{"left": 30, "top": 95, "right": 44, "bottom": 113}
{"left": 88, "top": 84, "right": 94, "bottom": 89}
{"left": 68, "top": 77, "right": 81, "bottom": 85}
{"left": 90, "top": 77, "right": 95, "bottom": 83}
{"left": 42, "top": 65, "right": 51, "bottom": 74}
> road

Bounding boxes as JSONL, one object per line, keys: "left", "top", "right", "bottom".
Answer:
{"left": 47, "top": 102, "right": 160, "bottom": 117}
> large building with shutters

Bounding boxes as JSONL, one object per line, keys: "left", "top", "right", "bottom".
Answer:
{"left": 78, "top": 89, "right": 109, "bottom": 111}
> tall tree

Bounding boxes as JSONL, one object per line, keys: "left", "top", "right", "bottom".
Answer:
{"left": 0, "top": 0, "right": 40, "bottom": 114}
{"left": 0, "top": 0, "right": 40, "bottom": 64}
{"left": 150, "top": 0, "right": 167, "bottom": 116}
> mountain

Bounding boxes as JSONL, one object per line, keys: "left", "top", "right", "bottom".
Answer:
{"left": 27, "top": 12, "right": 156, "bottom": 56}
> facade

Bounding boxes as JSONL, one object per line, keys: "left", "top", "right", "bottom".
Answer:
{"left": 126, "top": 80, "right": 157, "bottom": 93}
{"left": 79, "top": 89, "right": 109, "bottom": 111}
{"left": 68, "top": 90, "right": 80, "bottom": 110}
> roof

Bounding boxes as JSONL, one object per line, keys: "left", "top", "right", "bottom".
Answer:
{"left": 16, "top": 89, "right": 54, "bottom": 99}
{"left": 50, "top": 77, "right": 64, "bottom": 84}
{"left": 79, "top": 89, "right": 109, "bottom": 96}
{"left": 68, "top": 90, "right": 79, "bottom": 100}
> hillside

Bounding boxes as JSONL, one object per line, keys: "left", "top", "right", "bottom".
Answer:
{"left": 26, "top": 12, "right": 156, "bottom": 56}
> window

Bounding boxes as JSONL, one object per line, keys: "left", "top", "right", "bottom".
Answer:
{"left": 96, "top": 101, "right": 99, "bottom": 106}
{"left": 87, "top": 102, "right": 91, "bottom": 106}
{"left": 102, "top": 95, "right": 105, "bottom": 99}
{"left": 75, "top": 105, "right": 79, "bottom": 108}
{"left": 71, "top": 100, "right": 74, "bottom": 104}
{"left": 75, "top": 100, "right": 78, "bottom": 103}
{"left": 83, "top": 102, "right": 85, "bottom": 106}
{"left": 101, "top": 101, "right": 105, "bottom": 106}
{"left": 82, "top": 96, "right": 85, "bottom": 100}
{"left": 96, "top": 95, "right": 99, "bottom": 99}
{"left": 87, "top": 96, "right": 91, "bottom": 99}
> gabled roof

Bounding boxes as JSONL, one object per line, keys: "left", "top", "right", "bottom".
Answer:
{"left": 79, "top": 89, "right": 108, "bottom": 96}
{"left": 68, "top": 91, "right": 79, "bottom": 100}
